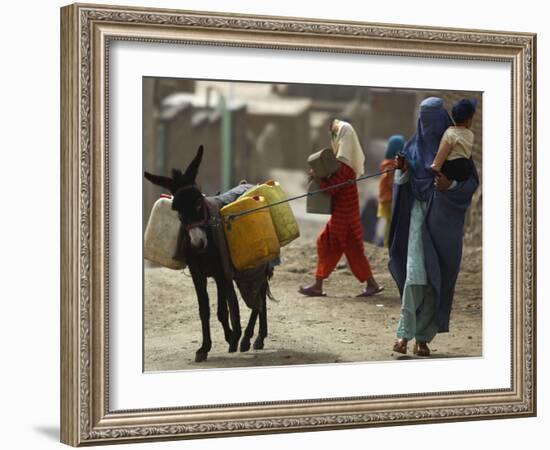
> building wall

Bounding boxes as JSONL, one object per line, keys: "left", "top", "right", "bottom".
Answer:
{"left": 369, "top": 90, "right": 417, "bottom": 141}
{"left": 245, "top": 110, "right": 311, "bottom": 170}
{"left": 154, "top": 78, "right": 195, "bottom": 106}
{"left": 282, "top": 83, "right": 364, "bottom": 102}
{"left": 142, "top": 103, "right": 271, "bottom": 228}
{"left": 142, "top": 78, "right": 158, "bottom": 229}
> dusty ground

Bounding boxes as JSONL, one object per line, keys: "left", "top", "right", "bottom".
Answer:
{"left": 144, "top": 238, "right": 482, "bottom": 372}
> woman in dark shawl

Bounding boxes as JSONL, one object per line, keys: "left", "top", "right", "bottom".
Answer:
{"left": 389, "top": 97, "right": 479, "bottom": 356}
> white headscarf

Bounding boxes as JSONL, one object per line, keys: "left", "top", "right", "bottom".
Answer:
{"left": 331, "top": 120, "right": 365, "bottom": 177}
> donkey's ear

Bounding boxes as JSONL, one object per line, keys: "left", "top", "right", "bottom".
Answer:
{"left": 171, "top": 169, "right": 184, "bottom": 181}
{"left": 183, "top": 145, "right": 204, "bottom": 183}
{"left": 144, "top": 171, "right": 175, "bottom": 193}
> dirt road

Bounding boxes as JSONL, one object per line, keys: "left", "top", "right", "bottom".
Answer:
{"left": 144, "top": 240, "right": 482, "bottom": 372}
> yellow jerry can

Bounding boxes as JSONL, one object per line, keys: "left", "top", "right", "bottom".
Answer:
{"left": 220, "top": 195, "right": 280, "bottom": 271}
{"left": 243, "top": 180, "right": 300, "bottom": 247}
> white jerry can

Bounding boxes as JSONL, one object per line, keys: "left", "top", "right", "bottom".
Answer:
{"left": 144, "top": 195, "right": 186, "bottom": 269}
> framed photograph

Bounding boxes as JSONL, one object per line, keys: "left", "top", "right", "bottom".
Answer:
{"left": 60, "top": 3, "right": 536, "bottom": 446}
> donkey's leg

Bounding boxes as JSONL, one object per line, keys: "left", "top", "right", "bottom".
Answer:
{"left": 214, "top": 277, "right": 233, "bottom": 346}
{"left": 240, "top": 310, "right": 258, "bottom": 353}
{"left": 190, "top": 268, "right": 211, "bottom": 363}
{"left": 253, "top": 287, "right": 268, "bottom": 350}
{"left": 225, "top": 283, "right": 242, "bottom": 353}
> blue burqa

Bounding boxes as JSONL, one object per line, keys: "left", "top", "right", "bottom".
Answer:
{"left": 388, "top": 97, "right": 479, "bottom": 332}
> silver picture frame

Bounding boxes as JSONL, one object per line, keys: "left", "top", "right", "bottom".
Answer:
{"left": 60, "top": 3, "right": 536, "bottom": 446}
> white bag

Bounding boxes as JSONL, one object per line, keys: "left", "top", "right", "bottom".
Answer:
{"left": 144, "top": 196, "right": 186, "bottom": 269}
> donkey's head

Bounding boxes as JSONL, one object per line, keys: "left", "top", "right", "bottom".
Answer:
{"left": 144, "top": 145, "right": 208, "bottom": 251}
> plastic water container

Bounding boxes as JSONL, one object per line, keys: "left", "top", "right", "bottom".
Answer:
{"left": 306, "top": 178, "right": 332, "bottom": 215}
{"left": 306, "top": 148, "right": 338, "bottom": 214}
{"left": 220, "top": 195, "right": 280, "bottom": 271}
{"left": 243, "top": 180, "right": 300, "bottom": 247}
{"left": 307, "top": 147, "right": 340, "bottom": 178}
{"left": 144, "top": 196, "right": 185, "bottom": 270}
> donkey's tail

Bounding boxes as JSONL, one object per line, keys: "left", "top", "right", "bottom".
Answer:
{"left": 266, "top": 262, "right": 278, "bottom": 302}
{"left": 266, "top": 282, "right": 278, "bottom": 302}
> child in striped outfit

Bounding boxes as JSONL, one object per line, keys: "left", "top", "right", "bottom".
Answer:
{"left": 299, "top": 119, "right": 383, "bottom": 298}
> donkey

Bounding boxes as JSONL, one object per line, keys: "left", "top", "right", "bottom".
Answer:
{"left": 144, "top": 145, "right": 271, "bottom": 362}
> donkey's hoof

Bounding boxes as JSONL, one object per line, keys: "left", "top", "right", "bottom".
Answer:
{"left": 240, "top": 339, "right": 251, "bottom": 353}
{"left": 228, "top": 342, "right": 238, "bottom": 353}
{"left": 195, "top": 350, "right": 208, "bottom": 362}
{"left": 253, "top": 338, "right": 265, "bottom": 350}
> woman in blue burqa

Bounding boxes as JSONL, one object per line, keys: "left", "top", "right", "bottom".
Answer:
{"left": 389, "top": 97, "right": 479, "bottom": 356}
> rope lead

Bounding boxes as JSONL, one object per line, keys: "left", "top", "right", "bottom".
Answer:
{"left": 223, "top": 167, "right": 396, "bottom": 225}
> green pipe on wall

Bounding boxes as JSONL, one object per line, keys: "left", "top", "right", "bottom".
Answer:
{"left": 218, "top": 95, "right": 232, "bottom": 192}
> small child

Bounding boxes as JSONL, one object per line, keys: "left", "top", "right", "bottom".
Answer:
{"left": 431, "top": 99, "right": 477, "bottom": 182}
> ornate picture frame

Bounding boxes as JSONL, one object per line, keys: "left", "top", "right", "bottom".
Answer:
{"left": 60, "top": 3, "right": 536, "bottom": 446}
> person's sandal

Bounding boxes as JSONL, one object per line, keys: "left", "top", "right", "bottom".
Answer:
{"left": 356, "top": 285, "right": 385, "bottom": 297}
{"left": 413, "top": 342, "right": 430, "bottom": 357}
{"left": 393, "top": 338, "right": 408, "bottom": 354}
{"left": 298, "top": 286, "right": 326, "bottom": 297}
